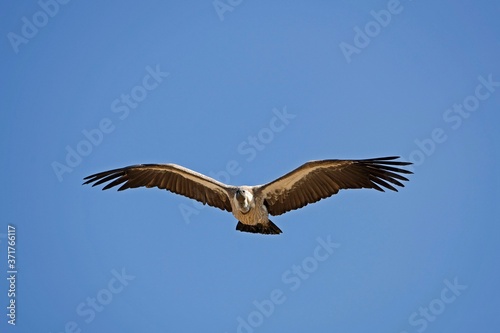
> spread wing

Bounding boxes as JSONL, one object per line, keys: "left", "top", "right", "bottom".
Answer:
{"left": 83, "top": 164, "right": 234, "bottom": 212}
{"left": 257, "top": 156, "right": 412, "bottom": 216}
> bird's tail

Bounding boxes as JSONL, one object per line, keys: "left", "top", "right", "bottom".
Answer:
{"left": 236, "top": 220, "right": 282, "bottom": 235}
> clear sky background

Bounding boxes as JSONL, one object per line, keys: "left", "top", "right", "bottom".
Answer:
{"left": 1, "top": 1, "right": 499, "bottom": 332}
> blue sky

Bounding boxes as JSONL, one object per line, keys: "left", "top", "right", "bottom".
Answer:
{"left": 1, "top": 0, "right": 499, "bottom": 332}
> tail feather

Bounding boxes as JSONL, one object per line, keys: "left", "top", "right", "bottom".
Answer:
{"left": 236, "top": 220, "right": 282, "bottom": 235}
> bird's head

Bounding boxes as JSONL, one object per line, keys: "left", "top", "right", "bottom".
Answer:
{"left": 235, "top": 187, "right": 253, "bottom": 213}
{"left": 235, "top": 188, "right": 247, "bottom": 204}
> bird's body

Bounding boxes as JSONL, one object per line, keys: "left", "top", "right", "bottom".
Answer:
{"left": 83, "top": 157, "right": 412, "bottom": 235}
{"left": 230, "top": 187, "right": 281, "bottom": 234}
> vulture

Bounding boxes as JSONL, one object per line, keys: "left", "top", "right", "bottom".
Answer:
{"left": 83, "top": 156, "right": 412, "bottom": 235}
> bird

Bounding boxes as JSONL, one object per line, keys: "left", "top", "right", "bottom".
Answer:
{"left": 83, "top": 156, "right": 412, "bottom": 235}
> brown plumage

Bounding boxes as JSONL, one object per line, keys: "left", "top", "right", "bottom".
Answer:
{"left": 83, "top": 156, "right": 412, "bottom": 235}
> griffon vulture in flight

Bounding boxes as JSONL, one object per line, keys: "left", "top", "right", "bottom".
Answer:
{"left": 83, "top": 156, "right": 412, "bottom": 235}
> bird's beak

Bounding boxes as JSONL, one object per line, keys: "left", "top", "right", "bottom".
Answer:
{"left": 235, "top": 189, "right": 245, "bottom": 203}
